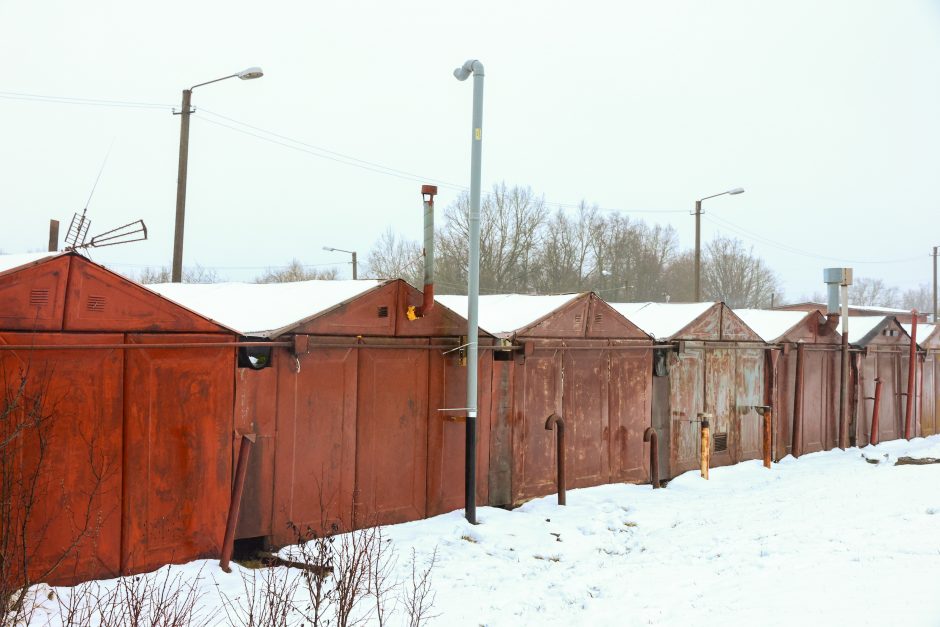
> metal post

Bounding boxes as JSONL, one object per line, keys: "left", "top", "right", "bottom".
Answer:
{"left": 905, "top": 310, "right": 918, "bottom": 439}
{"left": 48, "top": 219, "right": 60, "bottom": 252}
{"left": 870, "top": 378, "right": 883, "bottom": 445}
{"left": 419, "top": 185, "right": 437, "bottom": 315}
{"left": 220, "top": 432, "right": 255, "bottom": 573}
{"left": 455, "top": 59, "right": 484, "bottom": 525}
{"left": 172, "top": 89, "right": 193, "bottom": 283}
{"left": 754, "top": 406, "right": 772, "bottom": 469}
{"left": 352, "top": 251, "right": 358, "bottom": 280}
{"left": 545, "top": 414, "right": 566, "bottom": 505}
{"left": 792, "top": 341, "right": 805, "bottom": 458}
{"left": 694, "top": 200, "right": 702, "bottom": 301}
{"left": 934, "top": 246, "right": 938, "bottom": 323}
{"left": 643, "top": 427, "right": 660, "bottom": 488}
{"left": 839, "top": 284, "right": 850, "bottom": 449}
{"left": 699, "top": 414, "right": 711, "bottom": 479}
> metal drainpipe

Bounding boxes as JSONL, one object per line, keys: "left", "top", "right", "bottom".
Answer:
{"left": 544, "top": 414, "right": 566, "bottom": 505}
{"left": 454, "top": 59, "right": 484, "bottom": 525}
{"left": 905, "top": 311, "right": 918, "bottom": 439}
{"left": 792, "top": 341, "right": 805, "bottom": 458}
{"left": 839, "top": 284, "right": 850, "bottom": 449}
{"left": 870, "top": 378, "right": 883, "bottom": 446}
{"left": 418, "top": 185, "right": 437, "bottom": 316}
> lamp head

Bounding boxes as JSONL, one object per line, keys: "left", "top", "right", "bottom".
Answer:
{"left": 453, "top": 66, "right": 472, "bottom": 81}
{"left": 727, "top": 187, "right": 745, "bottom": 195}
{"left": 237, "top": 66, "right": 264, "bottom": 80}
{"left": 322, "top": 246, "right": 335, "bottom": 252}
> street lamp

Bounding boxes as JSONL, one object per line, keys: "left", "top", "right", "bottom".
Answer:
{"left": 322, "top": 246, "right": 358, "bottom": 279}
{"left": 693, "top": 187, "right": 744, "bottom": 301}
{"left": 454, "top": 58, "right": 484, "bottom": 525}
{"left": 171, "top": 67, "right": 264, "bottom": 283}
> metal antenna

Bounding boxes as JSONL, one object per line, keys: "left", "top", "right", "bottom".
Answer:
{"left": 65, "top": 140, "right": 115, "bottom": 249}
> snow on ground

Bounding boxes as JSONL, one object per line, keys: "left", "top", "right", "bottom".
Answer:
{"left": 28, "top": 437, "right": 940, "bottom": 626}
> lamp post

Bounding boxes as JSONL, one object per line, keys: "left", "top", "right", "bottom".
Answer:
{"left": 454, "top": 58, "right": 484, "bottom": 525}
{"left": 322, "top": 246, "right": 358, "bottom": 279}
{"left": 933, "top": 245, "right": 938, "bottom": 323}
{"left": 693, "top": 187, "right": 744, "bottom": 301}
{"left": 172, "top": 66, "right": 263, "bottom": 283}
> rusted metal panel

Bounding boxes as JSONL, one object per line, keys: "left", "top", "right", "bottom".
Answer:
{"left": 64, "top": 256, "right": 226, "bottom": 333}
{"left": 0, "top": 332, "right": 123, "bottom": 586}
{"left": 515, "top": 296, "right": 590, "bottom": 338}
{"left": 676, "top": 305, "right": 722, "bottom": 341}
{"left": 720, "top": 305, "right": 762, "bottom": 342}
{"left": 121, "top": 334, "right": 235, "bottom": 575}
{"left": 291, "top": 282, "right": 397, "bottom": 337}
{"left": 234, "top": 357, "right": 279, "bottom": 540}
{"left": 270, "top": 339, "right": 358, "bottom": 544}
{"left": 669, "top": 346, "right": 705, "bottom": 475}
{"left": 396, "top": 282, "right": 479, "bottom": 337}
{"left": 923, "top": 354, "right": 938, "bottom": 436}
{"left": 733, "top": 348, "right": 764, "bottom": 463}
{"left": 561, "top": 342, "right": 609, "bottom": 489}
{"left": 0, "top": 255, "right": 70, "bottom": 331}
{"left": 426, "top": 339, "right": 491, "bottom": 516}
{"left": 651, "top": 375, "right": 672, "bottom": 479}
{"left": 705, "top": 348, "right": 735, "bottom": 468}
{"left": 487, "top": 354, "right": 514, "bottom": 506}
{"left": 586, "top": 296, "right": 649, "bottom": 339}
{"left": 354, "top": 339, "right": 428, "bottom": 526}
{"left": 608, "top": 344, "right": 652, "bottom": 483}
{"left": 512, "top": 343, "right": 562, "bottom": 503}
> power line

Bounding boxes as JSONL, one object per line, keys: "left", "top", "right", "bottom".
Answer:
{"left": 0, "top": 90, "right": 173, "bottom": 111}
{"left": 703, "top": 213, "right": 923, "bottom": 265}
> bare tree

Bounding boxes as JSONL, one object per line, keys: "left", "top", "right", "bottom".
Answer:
{"left": 365, "top": 228, "right": 423, "bottom": 286}
{"left": 437, "top": 183, "right": 549, "bottom": 294}
{"left": 848, "top": 277, "right": 901, "bottom": 308}
{"left": 701, "top": 236, "right": 780, "bottom": 308}
{"left": 900, "top": 283, "right": 931, "bottom": 313}
{"left": 137, "top": 264, "right": 221, "bottom": 284}
{"left": 255, "top": 260, "right": 339, "bottom": 283}
{"left": 660, "top": 251, "right": 695, "bottom": 303}
{"left": 589, "top": 216, "right": 678, "bottom": 301}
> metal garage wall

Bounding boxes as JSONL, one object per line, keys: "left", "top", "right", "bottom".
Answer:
{"left": 122, "top": 334, "right": 235, "bottom": 575}
{"left": 0, "top": 332, "right": 123, "bottom": 586}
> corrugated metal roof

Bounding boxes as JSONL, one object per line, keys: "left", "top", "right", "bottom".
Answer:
{"left": 435, "top": 293, "right": 581, "bottom": 336}
{"left": 608, "top": 302, "right": 715, "bottom": 341}
{"left": 149, "top": 279, "right": 388, "bottom": 337}
{"left": 734, "top": 309, "right": 813, "bottom": 342}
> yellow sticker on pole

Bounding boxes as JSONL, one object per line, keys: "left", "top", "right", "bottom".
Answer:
{"left": 474, "top": 128, "right": 482, "bottom": 141}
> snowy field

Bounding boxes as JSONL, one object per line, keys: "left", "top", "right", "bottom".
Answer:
{"left": 28, "top": 436, "right": 940, "bottom": 626}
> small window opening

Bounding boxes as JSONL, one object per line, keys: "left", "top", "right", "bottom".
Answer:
{"left": 377, "top": 306, "right": 389, "bottom": 318}
{"left": 238, "top": 345, "right": 273, "bottom": 370}
{"left": 653, "top": 348, "right": 670, "bottom": 377}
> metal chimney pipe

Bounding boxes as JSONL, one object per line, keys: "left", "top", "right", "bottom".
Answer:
{"left": 48, "top": 219, "right": 60, "bottom": 252}
{"left": 418, "top": 185, "right": 437, "bottom": 316}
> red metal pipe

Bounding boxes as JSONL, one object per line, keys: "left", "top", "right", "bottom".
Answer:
{"left": 905, "top": 311, "right": 918, "bottom": 439}
{"left": 417, "top": 184, "right": 437, "bottom": 317}
{"left": 792, "top": 342, "right": 805, "bottom": 458}
{"left": 870, "top": 378, "right": 883, "bottom": 446}
{"left": 220, "top": 433, "right": 255, "bottom": 573}
{"left": 0, "top": 341, "right": 290, "bottom": 350}
{"left": 643, "top": 427, "right": 660, "bottom": 488}
{"left": 544, "top": 414, "right": 566, "bottom": 505}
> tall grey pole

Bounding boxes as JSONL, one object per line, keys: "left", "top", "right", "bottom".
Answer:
{"left": 694, "top": 199, "right": 702, "bottom": 301}
{"left": 933, "top": 246, "right": 937, "bottom": 323}
{"left": 352, "top": 251, "right": 358, "bottom": 280}
{"left": 172, "top": 89, "right": 193, "bottom": 283}
{"left": 454, "top": 58, "right": 484, "bottom": 525}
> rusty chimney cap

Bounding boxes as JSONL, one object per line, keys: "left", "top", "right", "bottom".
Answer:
{"left": 421, "top": 185, "right": 438, "bottom": 196}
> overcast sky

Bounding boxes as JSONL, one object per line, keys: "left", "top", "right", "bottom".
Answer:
{"left": 2, "top": 0, "right": 939, "bottom": 301}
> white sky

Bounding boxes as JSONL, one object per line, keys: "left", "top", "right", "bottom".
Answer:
{"left": 2, "top": 1, "right": 939, "bottom": 300}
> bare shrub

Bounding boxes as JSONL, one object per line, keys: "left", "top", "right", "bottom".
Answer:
{"left": 218, "top": 564, "right": 301, "bottom": 627}
{"left": 401, "top": 547, "right": 439, "bottom": 627}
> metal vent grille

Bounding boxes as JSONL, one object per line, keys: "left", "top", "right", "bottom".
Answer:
{"left": 87, "top": 295, "right": 106, "bottom": 312}
{"left": 29, "top": 289, "right": 50, "bottom": 307}
{"left": 713, "top": 432, "right": 728, "bottom": 452}
{"left": 574, "top": 313, "right": 583, "bottom": 327}
{"left": 377, "top": 306, "right": 389, "bottom": 318}
{"left": 594, "top": 313, "right": 603, "bottom": 324}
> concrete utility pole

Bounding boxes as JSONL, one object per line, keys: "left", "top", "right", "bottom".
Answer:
{"left": 693, "top": 188, "right": 744, "bottom": 301}
{"left": 454, "top": 58, "right": 484, "bottom": 525}
{"left": 172, "top": 67, "right": 263, "bottom": 283}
